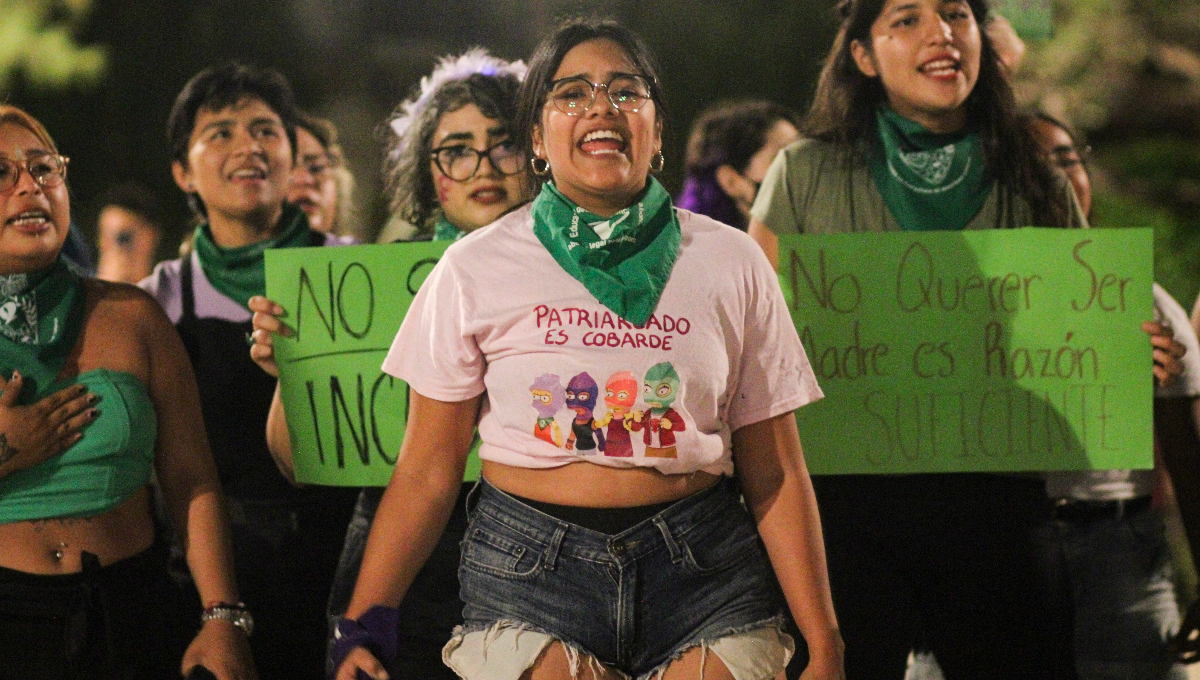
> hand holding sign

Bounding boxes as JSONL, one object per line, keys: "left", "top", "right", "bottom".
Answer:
{"left": 248, "top": 296, "right": 292, "bottom": 379}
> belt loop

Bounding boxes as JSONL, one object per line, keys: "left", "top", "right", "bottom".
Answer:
{"left": 653, "top": 515, "right": 683, "bottom": 564}
{"left": 463, "top": 479, "right": 483, "bottom": 521}
{"left": 544, "top": 523, "right": 567, "bottom": 570}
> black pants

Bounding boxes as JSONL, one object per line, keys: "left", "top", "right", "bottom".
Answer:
{"left": 0, "top": 545, "right": 189, "bottom": 680}
{"left": 814, "top": 473, "right": 1052, "bottom": 680}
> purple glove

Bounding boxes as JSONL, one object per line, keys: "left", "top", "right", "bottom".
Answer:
{"left": 330, "top": 606, "right": 400, "bottom": 679}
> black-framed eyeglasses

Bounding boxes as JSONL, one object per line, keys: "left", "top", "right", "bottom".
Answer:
{"left": 545, "top": 74, "right": 653, "bottom": 116}
{"left": 0, "top": 153, "right": 68, "bottom": 193}
{"left": 430, "top": 140, "right": 522, "bottom": 182}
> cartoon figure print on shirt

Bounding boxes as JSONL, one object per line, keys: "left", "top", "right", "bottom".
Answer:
{"left": 595, "top": 371, "right": 637, "bottom": 457}
{"left": 631, "top": 362, "right": 685, "bottom": 459}
{"left": 530, "top": 373, "right": 566, "bottom": 447}
{"left": 565, "top": 372, "right": 605, "bottom": 454}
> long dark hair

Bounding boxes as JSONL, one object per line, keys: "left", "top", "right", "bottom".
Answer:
{"left": 514, "top": 17, "right": 668, "bottom": 192}
{"left": 805, "top": 0, "right": 1069, "bottom": 227}
{"left": 678, "top": 100, "right": 800, "bottom": 229}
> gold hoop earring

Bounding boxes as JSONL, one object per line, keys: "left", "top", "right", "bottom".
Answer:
{"left": 649, "top": 152, "right": 665, "bottom": 174}
{"left": 531, "top": 157, "right": 550, "bottom": 177}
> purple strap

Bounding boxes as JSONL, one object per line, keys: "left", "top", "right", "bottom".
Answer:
{"left": 329, "top": 606, "right": 400, "bottom": 679}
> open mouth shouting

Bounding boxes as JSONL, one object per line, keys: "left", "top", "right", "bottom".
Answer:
{"left": 229, "top": 165, "right": 268, "bottom": 183}
{"left": 7, "top": 209, "right": 52, "bottom": 234}
{"left": 579, "top": 129, "right": 627, "bottom": 156}
{"left": 919, "top": 55, "right": 962, "bottom": 80}
{"left": 469, "top": 184, "right": 509, "bottom": 205}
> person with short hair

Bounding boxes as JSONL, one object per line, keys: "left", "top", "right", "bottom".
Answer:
{"left": 94, "top": 182, "right": 164, "bottom": 285}
{"left": 141, "top": 62, "right": 358, "bottom": 680}
{"left": 289, "top": 112, "right": 354, "bottom": 235}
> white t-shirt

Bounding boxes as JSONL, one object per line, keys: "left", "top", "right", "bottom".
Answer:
{"left": 1045, "top": 283, "right": 1200, "bottom": 501}
{"left": 382, "top": 204, "right": 821, "bottom": 476}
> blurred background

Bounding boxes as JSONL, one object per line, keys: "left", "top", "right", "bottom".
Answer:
{"left": 5, "top": 0, "right": 1200, "bottom": 308}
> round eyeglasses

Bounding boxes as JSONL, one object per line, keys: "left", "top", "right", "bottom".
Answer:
{"left": 430, "top": 140, "right": 523, "bottom": 182}
{"left": 546, "top": 75, "right": 653, "bottom": 116}
{"left": 0, "top": 153, "right": 68, "bottom": 193}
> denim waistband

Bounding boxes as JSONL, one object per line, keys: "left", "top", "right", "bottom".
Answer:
{"left": 469, "top": 475, "right": 740, "bottom": 566}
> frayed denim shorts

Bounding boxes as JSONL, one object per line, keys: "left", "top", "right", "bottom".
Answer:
{"left": 442, "top": 476, "right": 794, "bottom": 680}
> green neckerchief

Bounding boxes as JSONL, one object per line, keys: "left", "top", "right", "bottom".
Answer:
{"left": 433, "top": 215, "right": 466, "bottom": 242}
{"left": 0, "top": 257, "right": 86, "bottom": 403}
{"left": 869, "top": 107, "right": 991, "bottom": 232}
{"left": 531, "top": 177, "right": 680, "bottom": 326}
{"left": 193, "top": 204, "right": 317, "bottom": 309}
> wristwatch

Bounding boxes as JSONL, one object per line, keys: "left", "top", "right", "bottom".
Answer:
{"left": 201, "top": 602, "right": 254, "bottom": 637}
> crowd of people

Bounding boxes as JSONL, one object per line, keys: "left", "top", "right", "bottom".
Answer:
{"left": 1, "top": 1, "right": 1198, "bottom": 679}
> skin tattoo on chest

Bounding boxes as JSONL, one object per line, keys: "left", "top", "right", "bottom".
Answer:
{"left": 0, "top": 433, "right": 17, "bottom": 467}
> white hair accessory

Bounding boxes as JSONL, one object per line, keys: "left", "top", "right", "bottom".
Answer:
{"left": 388, "top": 48, "right": 527, "bottom": 140}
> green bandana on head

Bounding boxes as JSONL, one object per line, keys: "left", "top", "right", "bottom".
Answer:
{"left": 193, "top": 204, "right": 318, "bottom": 310}
{"left": 531, "top": 176, "right": 680, "bottom": 327}
{"left": 869, "top": 107, "right": 991, "bottom": 232}
{"left": 433, "top": 215, "right": 466, "bottom": 242}
{"left": 0, "top": 257, "right": 86, "bottom": 403}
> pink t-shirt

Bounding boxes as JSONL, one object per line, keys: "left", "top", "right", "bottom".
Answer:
{"left": 382, "top": 205, "right": 822, "bottom": 476}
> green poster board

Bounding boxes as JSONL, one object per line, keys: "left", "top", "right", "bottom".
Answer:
{"left": 992, "top": 0, "right": 1053, "bottom": 40}
{"left": 780, "top": 228, "right": 1153, "bottom": 474}
{"left": 264, "top": 242, "right": 481, "bottom": 486}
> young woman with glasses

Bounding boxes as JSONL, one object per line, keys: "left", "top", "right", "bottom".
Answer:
{"left": 0, "top": 105, "right": 255, "bottom": 679}
{"left": 249, "top": 49, "right": 528, "bottom": 679}
{"left": 288, "top": 112, "right": 354, "bottom": 235}
{"left": 321, "top": 18, "right": 842, "bottom": 680}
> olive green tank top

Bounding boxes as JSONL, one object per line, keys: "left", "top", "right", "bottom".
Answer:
{"left": 0, "top": 369, "right": 157, "bottom": 523}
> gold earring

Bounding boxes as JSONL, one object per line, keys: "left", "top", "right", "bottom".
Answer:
{"left": 649, "top": 152, "right": 665, "bottom": 174}
{"left": 531, "top": 157, "right": 550, "bottom": 177}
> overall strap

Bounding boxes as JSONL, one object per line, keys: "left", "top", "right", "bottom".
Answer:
{"left": 179, "top": 254, "right": 197, "bottom": 325}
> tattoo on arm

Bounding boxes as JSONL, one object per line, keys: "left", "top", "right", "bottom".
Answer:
{"left": 0, "top": 433, "right": 17, "bottom": 467}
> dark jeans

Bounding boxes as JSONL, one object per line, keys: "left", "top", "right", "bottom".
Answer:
{"left": 327, "top": 484, "right": 471, "bottom": 680}
{"left": 0, "top": 544, "right": 189, "bottom": 680}
{"left": 815, "top": 473, "right": 1051, "bottom": 680}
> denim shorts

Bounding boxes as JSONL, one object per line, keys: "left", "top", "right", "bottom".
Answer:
{"left": 443, "top": 476, "right": 793, "bottom": 680}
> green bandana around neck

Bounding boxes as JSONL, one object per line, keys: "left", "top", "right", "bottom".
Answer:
{"left": 0, "top": 257, "right": 86, "bottom": 402}
{"left": 869, "top": 107, "right": 991, "bottom": 232}
{"left": 433, "top": 215, "right": 466, "bottom": 242}
{"left": 193, "top": 204, "right": 318, "bottom": 310}
{"left": 531, "top": 177, "right": 681, "bottom": 327}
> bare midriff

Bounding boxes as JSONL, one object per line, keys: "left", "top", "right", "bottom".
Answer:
{"left": 0, "top": 486, "right": 155, "bottom": 574}
{"left": 481, "top": 460, "right": 720, "bottom": 508}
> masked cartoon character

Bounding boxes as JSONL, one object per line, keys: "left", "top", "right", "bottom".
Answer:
{"left": 595, "top": 371, "right": 637, "bottom": 458}
{"left": 564, "top": 372, "right": 605, "bottom": 453}
{"left": 630, "top": 362, "right": 684, "bottom": 458}
{"left": 529, "top": 373, "right": 565, "bottom": 447}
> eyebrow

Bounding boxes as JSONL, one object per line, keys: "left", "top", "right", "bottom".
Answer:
{"left": 435, "top": 131, "right": 477, "bottom": 146}
{"left": 554, "top": 70, "right": 642, "bottom": 83}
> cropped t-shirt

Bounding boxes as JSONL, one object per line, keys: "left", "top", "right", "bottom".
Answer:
{"left": 382, "top": 204, "right": 822, "bottom": 476}
{"left": 0, "top": 369, "right": 157, "bottom": 523}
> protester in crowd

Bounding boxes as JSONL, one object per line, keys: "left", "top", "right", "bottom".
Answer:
{"left": 748, "top": 0, "right": 1179, "bottom": 677}
{"left": 0, "top": 104, "right": 255, "bottom": 679}
{"left": 676, "top": 99, "right": 800, "bottom": 231}
{"left": 140, "top": 62, "right": 358, "bottom": 680}
{"left": 315, "top": 18, "right": 841, "bottom": 680}
{"left": 250, "top": 48, "right": 528, "bottom": 679}
{"left": 289, "top": 112, "right": 354, "bottom": 235}
{"left": 94, "top": 182, "right": 164, "bottom": 285}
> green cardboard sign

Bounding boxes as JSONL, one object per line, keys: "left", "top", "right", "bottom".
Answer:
{"left": 781, "top": 228, "right": 1153, "bottom": 474}
{"left": 265, "top": 242, "right": 481, "bottom": 486}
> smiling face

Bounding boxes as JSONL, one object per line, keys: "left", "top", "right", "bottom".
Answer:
{"left": 0, "top": 124, "right": 70, "bottom": 275}
{"left": 172, "top": 96, "right": 293, "bottom": 241}
{"left": 851, "top": 0, "right": 981, "bottom": 133}
{"left": 532, "top": 38, "right": 662, "bottom": 217}
{"left": 288, "top": 126, "right": 338, "bottom": 233}
{"left": 430, "top": 103, "right": 525, "bottom": 234}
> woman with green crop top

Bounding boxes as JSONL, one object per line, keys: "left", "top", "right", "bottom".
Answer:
{"left": 0, "top": 105, "right": 255, "bottom": 679}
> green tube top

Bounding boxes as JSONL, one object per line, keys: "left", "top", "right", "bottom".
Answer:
{"left": 0, "top": 369, "right": 157, "bottom": 523}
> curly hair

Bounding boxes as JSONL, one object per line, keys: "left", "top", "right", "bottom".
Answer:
{"left": 382, "top": 49, "right": 525, "bottom": 233}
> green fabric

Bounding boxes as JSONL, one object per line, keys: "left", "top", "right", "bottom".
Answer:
{"left": 433, "top": 215, "right": 466, "bottom": 242}
{"left": 0, "top": 257, "right": 86, "bottom": 402}
{"left": 193, "top": 204, "right": 317, "bottom": 309}
{"left": 749, "top": 138, "right": 1087, "bottom": 236}
{"left": 531, "top": 177, "right": 681, "bottom": 326}
{"left": 868, "top": 108, "right": 991, "bottom": 232}
{"left": 0, "top": 369, "right": 157, "bottom": 522}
